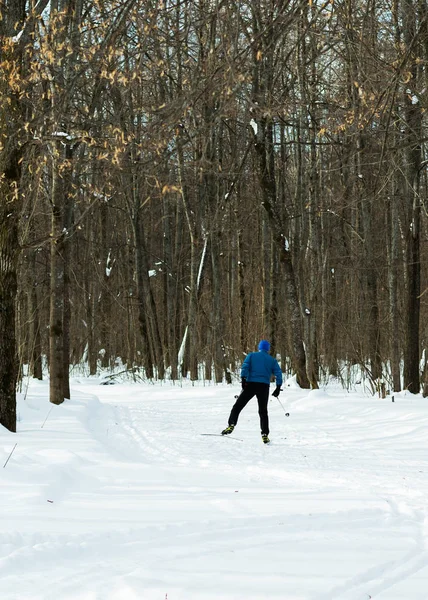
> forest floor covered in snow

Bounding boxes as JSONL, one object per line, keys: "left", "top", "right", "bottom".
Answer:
{"left": 2, "top": 377, "right": 428, "bottom": 599}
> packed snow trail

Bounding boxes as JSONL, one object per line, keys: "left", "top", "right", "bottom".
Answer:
{"left": 2, "top": 379, "right": 428, "bottom": 599}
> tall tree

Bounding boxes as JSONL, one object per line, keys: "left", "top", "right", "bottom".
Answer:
{"left": 0, "top": 0, "right": 50, "bottom": 430}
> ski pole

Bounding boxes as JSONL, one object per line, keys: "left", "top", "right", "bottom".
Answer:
{"left": 3, "top": 443, "right": 17, "bottom": 468}
{"left": 276, "top": 396, "right": 289, "bottom": 417}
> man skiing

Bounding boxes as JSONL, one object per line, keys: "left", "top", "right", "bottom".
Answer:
{"left": 222, "top": 340, "right": 282, "bottom": 444}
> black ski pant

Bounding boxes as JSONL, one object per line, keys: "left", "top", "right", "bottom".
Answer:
{"left": 228, "top": 382, "right": 270, "bottom": 435}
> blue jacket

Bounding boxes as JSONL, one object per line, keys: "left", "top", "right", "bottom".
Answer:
{"left": 240, "top": 350, "right": 283, "bottom": 386}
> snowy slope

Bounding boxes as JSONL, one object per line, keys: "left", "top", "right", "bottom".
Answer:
{"left": 2, "top": 379, "right": 428, "bottom": 599}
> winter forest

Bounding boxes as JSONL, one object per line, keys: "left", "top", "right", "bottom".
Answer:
{"left": 1, "top": 0, "right": 428, "bottom": 432}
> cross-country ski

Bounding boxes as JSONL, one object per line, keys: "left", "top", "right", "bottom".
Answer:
{"left": 200, "top": 433, "right": 243, "bottom": 441}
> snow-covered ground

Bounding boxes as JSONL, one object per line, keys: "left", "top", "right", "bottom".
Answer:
{"left": 2, "top": 378, "right": 428, "bottom": 600}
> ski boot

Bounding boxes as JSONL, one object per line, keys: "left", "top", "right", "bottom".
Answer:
{"left": 221, "top": 425, "right": 235, "bottom": 435}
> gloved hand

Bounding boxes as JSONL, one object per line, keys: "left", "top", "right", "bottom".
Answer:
{"left": 241, "top": 377, "right": 247, "bottom": 389}
{"left": 272, "top": 385, "right": 281, "bottom": 397}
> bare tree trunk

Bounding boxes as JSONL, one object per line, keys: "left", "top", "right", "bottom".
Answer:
{"left": 402, "top": 0, "right": 422, "bottom": 394}
{"left": 62, "top": 183, "right": 73, "bottom": 399}
{"left": 238, "top": 231, "right": 247, "bottom": 351}
{"left": 162, "top": 194, "right": 178, "bottom": 379}
{"left": 388, "top": 186, "right": 402, "bottom": 392}
{"left": 99, "top": 204, "right": 112, "bottom": 369}
{"left": 28, "top": 251, "right": 43, "bottom": 380}
{"left": 134, "top": 201, "right": 165, "bottom": 380}
{"left": 268, "top": 239, "right": 279, "bottom": 353}
{"left": 177, "top": 138, "right": 203, "bottom": 380}
{"left": 83, "top": 218, "right": 98, "bottom": 376}
{"left": 87, "top": 296, "right": 98, "bottom": 376}
{"left": 211, "top": 232, "right": 226, "bottom": 382}
{"left": 0, "top": 0, "right": 31, "bottom": 430}
{"left": 134, "top": 216, "right": 154, "bottom": 379}
{"left": 0, "top": 200, "right": 19, "bottom": 431}
{"left": 49, "top": 155, "right": 67, "bottom": 405}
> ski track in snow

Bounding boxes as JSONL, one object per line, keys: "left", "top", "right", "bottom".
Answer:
{"left": 2, "top": 381, "right": 428, "bottom": 599}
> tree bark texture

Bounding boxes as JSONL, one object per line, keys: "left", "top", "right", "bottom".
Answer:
{"left": 0, "top": 205, "right": 19, "bottom": 431}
